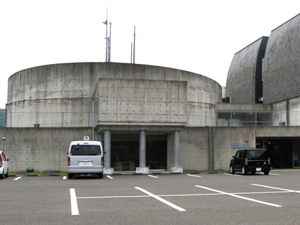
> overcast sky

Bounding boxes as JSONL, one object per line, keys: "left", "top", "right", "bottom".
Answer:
{"left": 1, "top": 0, "right": 300, "bottom": 109}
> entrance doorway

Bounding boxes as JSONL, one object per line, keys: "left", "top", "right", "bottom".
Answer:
{"left": 256, "top": 137, "right": 300, "bottom": 168}
{"left": 111, "top": 134, "right": 167, "bottom": 171}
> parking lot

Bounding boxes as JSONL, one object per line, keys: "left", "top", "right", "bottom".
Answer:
{"left": 1, "top": 171, "right": 300, "bottom": 225}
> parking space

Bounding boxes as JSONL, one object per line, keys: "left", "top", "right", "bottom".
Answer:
{"left": 2, "top": 171, "right": 300, "bottom": 224}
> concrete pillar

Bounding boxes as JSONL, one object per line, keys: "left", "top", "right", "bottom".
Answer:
{"left": 103, "top": 130, "right": 114, "bottom": 175}
{"left": 171, "top": 130, "right": 183, "bottom": 173}
{"left": 208, "top": 127, "right": 214, "bottom": 171}
{"left": 136, "top": 130, "right": 149, "bottom": 174}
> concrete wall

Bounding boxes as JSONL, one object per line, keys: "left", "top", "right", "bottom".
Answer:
{"left": 213, "top": 127, "right": 256, "bottom": 170}
{"left": 0, "top": 128, "right": 95, "bottom": 172}
{"left": 179, "top": 128, "right": 210, "bottom": 170}
{"left": 7, "top": 63, "right": 222, "bottom": 128}
{"left": 2, "top": 126, "right": 300, "bottom": 172}
{"left": 98, "top": 79, "right": 187, "bottom": 125}
{"left": 263, "top": 14, "right": 300, "bottom": 104}
{"left": 6, "top": 98, "right": 95, "bottom": 127}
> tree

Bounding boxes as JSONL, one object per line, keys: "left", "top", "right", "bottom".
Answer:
{"left": 0, "top": 109, "right": 5, "bottom": 127}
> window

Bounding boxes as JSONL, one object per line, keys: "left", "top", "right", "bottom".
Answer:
{"left": 71, "top": 145, "right": 101, "bottom": 155}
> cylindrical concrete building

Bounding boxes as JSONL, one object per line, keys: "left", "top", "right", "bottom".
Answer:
{"left": 6, "top": 62, "right": 222, "bottom": 173}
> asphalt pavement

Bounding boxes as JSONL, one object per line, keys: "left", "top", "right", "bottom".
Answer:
{"left": 1, "top": 171, "right": 300, "bottom": 225}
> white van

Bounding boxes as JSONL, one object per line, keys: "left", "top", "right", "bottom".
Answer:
{"left": 67, "top": 137, "right": 104, "bottom": 179}
{"left": 0, "top": 151, "right": 9, "bottom": 179}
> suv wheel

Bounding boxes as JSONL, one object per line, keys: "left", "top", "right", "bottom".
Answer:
{"left": 0, "top": 171, "right": 4, "bottom": 179}
{"left": 98, "top": 173, "right": 103, "bottom": 179}
{"left": 229, "top": 165, "right": 235, "bottom": 174}
{"left": 5, "top": 169, "right": 8, "bottom": 178}
{"left": 241, "top": 166, "right": 247, "bottom": 175}
{"left": 264, "top": 171, "right": 269, "bottom": 175}
{"left": 68, "top": 174, "right": 73, "bottom": 179}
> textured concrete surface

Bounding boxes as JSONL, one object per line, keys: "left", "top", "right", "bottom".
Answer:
{"left": 7, "top": 63, "right": 222, "bottom": 128}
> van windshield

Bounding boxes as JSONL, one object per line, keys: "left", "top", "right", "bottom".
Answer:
{"left": 71, "top": 145, "right": 101, "bottom": 155}
{"left": 246, "top": 150, "right": 268, "bottom": 160}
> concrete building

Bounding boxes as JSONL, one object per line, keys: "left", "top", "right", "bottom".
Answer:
{"left": 223, "top": 13, "right": 300, "bottom": 169}
{"left": 4, "top": 63, "right": 221, "bottom": 173}
{"left": 2, "top": 13, "right": 300, "bottom": 173}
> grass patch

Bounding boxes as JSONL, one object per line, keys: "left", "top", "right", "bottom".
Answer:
{"left": 59, "top": 172, "right": 68, "bottom": 176}
{"left": 27, "top": 171, "right": 44, "bottom": 176}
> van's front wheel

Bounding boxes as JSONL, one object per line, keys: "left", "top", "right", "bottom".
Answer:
{"left": 98, "top": 173, "right": 103, "bottom": 179}
{"left": 67, "top": 174, "right": 73, "bottom": 179}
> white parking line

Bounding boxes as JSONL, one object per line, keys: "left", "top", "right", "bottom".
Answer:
{"left": 70, "top": 188, "right": 79, "bottom": 215}
{"left": 252, "top": 184, "right": 300, "bottom": 193}
{"left": 77, "top": 195, "right": 148, "bottom": 199}
{"left": 195, "top": 185, "right": 282, "bottom": 208}
{"left": 224, "top": 173, "right": 242, "bottom": 177}
{"left": 135, "top": 187, "right": 186, "bottom": 212}
{"left": 107, "top": 175, "right": 113, "bottom": 179}
{"left": 187, "top": 174, "right": 201, "bottom": 178}
{"left": 63, "top": 176, "right": 66, "bottom": 180}
{"left": 269, "top": 173, "right": 281, "bottom": 176}
{"left": 148, "top": 175, "right": 158, "bottom": 179}
{"left": 77, "top": 190, "right": 290, "bottom": 200}
{"left": 14, "top": 177, "right": 22, "bottom": 181}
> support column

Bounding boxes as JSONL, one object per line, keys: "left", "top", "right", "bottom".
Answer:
{"left": 136, "top": 130, "right": 149, "bottom": 174}
{"left": 171, "top": 130, "right": 183, "bottom": 173}
{"left": 208, "top": 127, "right": 214, "bottom": 171}
{"left": 103, "top": 130, "right": 114, "bottom": 175}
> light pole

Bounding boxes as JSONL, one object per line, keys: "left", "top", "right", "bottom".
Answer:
{"left": 2, "top": 137, "right": 5, "bottom": 152}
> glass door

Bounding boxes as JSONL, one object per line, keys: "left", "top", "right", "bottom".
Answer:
{"left": 293, "top": 139, "right": 300, "bottom": 168}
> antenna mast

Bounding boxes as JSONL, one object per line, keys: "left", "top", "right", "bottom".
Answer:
{"left": 108, "top": 22, "right": 112, "bottom": 62}
{"left": 103, "top": 8, "right": 112, "bottom": 62}
{"left": 133, "top": 26, "right": 136, "bottom": 64}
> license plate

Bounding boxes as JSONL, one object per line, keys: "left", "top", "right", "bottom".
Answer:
{"left": 256, "top": 167, "right": 261, "bottom": 172}
{"left": 79, "top": 161, "right": 92, "bottom": 166}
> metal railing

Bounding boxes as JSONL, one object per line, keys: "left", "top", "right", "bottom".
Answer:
{"left": 216, "top": 110, "right": 298, "bottom": 126}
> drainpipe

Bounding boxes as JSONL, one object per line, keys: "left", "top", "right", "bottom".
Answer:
{"left": 208, "top": 127, "right": 214, "bottom": 171}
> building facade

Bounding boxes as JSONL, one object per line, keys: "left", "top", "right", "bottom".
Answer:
{"left": 5, "top": 63, "right": 221, "bottom": 173}
{"left": 3, "top": 13, "right": 300, "bottom": 173}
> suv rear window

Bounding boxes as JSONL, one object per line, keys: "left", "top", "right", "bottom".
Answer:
{"left": 70, "top": 145, "right": 101, "bottom": 155}
{"left": 246, "top": 150, "right": 268, "bottom": 160}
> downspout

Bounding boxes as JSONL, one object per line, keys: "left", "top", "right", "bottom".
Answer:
{"left": 208, "top": 127, "right": 215, "bottom": 171}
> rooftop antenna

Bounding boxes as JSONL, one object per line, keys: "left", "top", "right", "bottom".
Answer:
{"left": 103, "top": 8, "right": 108, "bottom": 62}
{"left": 108, "top": 22, "right": 112, "bottom": 62}
{"left": 133, "top": 26, "right": 136, "bottom": 64}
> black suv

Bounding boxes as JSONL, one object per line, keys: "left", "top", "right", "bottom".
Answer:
{"left": 229, "top": 149, "right": 271, "bottom": 175}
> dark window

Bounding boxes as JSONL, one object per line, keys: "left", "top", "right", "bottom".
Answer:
{"left": 240, "top": 150, "right": 246, "bottom": 158}
{"left": 246, "top": 150, "right": 268, "bottom": 160}
{"left": 71, "top": 145, "right": 101, "bottom": 155}
{"left": 1, "top": 153, "right": 6, "bottom": 161}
